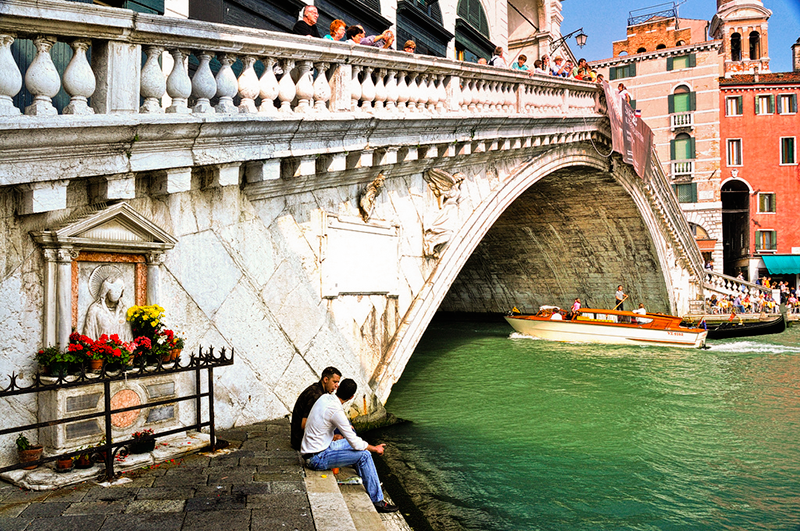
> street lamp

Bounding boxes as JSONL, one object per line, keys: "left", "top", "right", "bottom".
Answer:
{"left": 550, "top": 28, "right": 588, "bottom": 56}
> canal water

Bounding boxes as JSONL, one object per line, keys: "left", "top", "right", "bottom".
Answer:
{"left": 375, "top": 315, "right": 800, "bottom": 530}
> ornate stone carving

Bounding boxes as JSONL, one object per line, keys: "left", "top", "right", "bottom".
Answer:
{"left": 358, "top": 172, "right": 385, "bottom": 222}
{"left": 423, "top": 168, "right": 464, "bottom": 258}
{"left": 82, "top": 264, "right": 132, "bottom": 340}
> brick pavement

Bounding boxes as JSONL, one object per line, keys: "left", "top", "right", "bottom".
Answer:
{"left": 0, "top": 419, "right": 316, "bottom": 531}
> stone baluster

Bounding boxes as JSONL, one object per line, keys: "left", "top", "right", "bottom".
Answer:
{"left": 24, "top": 36, "right": 60, "bottom": 116}
{"left": 62, "top": 39, "right": 95, "bottom": 115}
{"left": 459, "top": 77, "right": 470, "bottom": 112}
{"left": 436, "top": 74, "right": 447, "bottom": 113}
{"left": 384, "top": 70, "right": 398, "bottom": 113}
{"left": 237, "top": 55, "right": 259, "bottom": 113}
{"left": 468, "top": 78, "right": 479, "bottom": 113}
{"left": 373, "top": 69, "right": 386, "bottom": 112}
{"left": 360, "top": 66, "right": 375, "bottom": 113}
{"left": 396, "top": 71, "right": 408, "bottom": 112}
{"left": 417, "top": 73, "right": 430, "bottom": 113}
{"left": 312, "top": 62, "right": 331, "bottom": 112}
{"left": 0, "top": 34, "right": 22, "bottom": 116}
{"left": 476, "top": 79, "right": 487, "bottom": 112}
{"left": 350, "top": 65, "right": 362, "bottom": 111}
{"left": 406, "top": 72, "right": 419, "bottom": 112}
{"left": 258, "top": 57, "right": 279, "bottom": 114}
{"left": 191, "top": 50, "right": 216, "bottom": 114}
{"left": 294, "top": 60, "right": 314, "bottom": 113}
{"left": 140, "top": 45, "right": 166, "bottom": 114}
{"left": 165, "top": 48, "right": 191, "bottom": 114}
{"left": 505, "top": 83, "right": 515, "bottom": 112}
{"left": 426, "top": 74, "right": 437, "bottom": 113}
{"left": 277, "top": 59, "right": 297, "bottom": 113}
{"left": 215, "top": 53, "right": 239, "bottom": 114}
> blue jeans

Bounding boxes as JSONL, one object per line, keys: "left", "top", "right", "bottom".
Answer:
{"left": 307, "top": 439, "right": 383, "bottom": 503}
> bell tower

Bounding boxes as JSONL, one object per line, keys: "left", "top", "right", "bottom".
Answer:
{"left": 710, "top": 0, "right": 772, "bottom": 76}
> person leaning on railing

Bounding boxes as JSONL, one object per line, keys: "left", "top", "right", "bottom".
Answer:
{"left": 324, "top": 19, "right": 346, "bottom": 41}
{"left": 362, "top": 29, "right": 395, "bottom": 49}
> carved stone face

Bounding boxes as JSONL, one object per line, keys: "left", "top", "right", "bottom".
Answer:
{"left": 105, "top": 279, "right": 124, "bottom": 304}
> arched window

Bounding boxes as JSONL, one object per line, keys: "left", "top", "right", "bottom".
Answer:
{"left": 618, "top": 50, "right": 628, "bottom": 56}
{"left": 669, "top": 85, "right": 695, "bottom": 114}
{"left": 689, "top": 223, "right": 710, "bottom": 240}
{"left": 457, "top": 0, "right": 489, "bottom": 38}
{"left": 455, "top": 0, "right": 493, "bottom": 63}
{"left": 676, "top": 40, "right": 685, "bottom": 46}
{"left": 749, "top": 31, "right": 761, "bottom": 59}
{"left": 731, "top": 32, "right": 741, "bottom": 61}
{"left": 672, "top": 132, "right": 695, "bottom": 160}
{"left": 637, "top": 47, "right": 646, "bottom": 53}
{"left": 656, "top": 44, "right": 667, "bottom": 50}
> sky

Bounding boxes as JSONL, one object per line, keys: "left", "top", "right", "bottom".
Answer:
{"left": 560, "top": 0, "right": 800, "bottom": 72}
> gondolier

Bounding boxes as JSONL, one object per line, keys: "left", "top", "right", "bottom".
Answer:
{"left": 615, "top": 285, "right": 628, "bottom": 311}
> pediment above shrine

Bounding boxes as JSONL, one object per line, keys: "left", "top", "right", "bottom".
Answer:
{"left": 31, "top": 202, "right": 177, "bottom": 253}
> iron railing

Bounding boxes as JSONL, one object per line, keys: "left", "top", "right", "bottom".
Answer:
{"left": 0, "top": 347, "right": 233, "bottom": 481}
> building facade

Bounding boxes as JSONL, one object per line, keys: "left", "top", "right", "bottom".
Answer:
{"left": 589, "top": 0, "right": 779, "bottom": 278}
{"left": 718, "top": 46, "right": 800, "bottom": 285}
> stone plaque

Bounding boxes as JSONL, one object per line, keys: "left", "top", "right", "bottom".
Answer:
{"left": 66, "top": 420, "right": 102, "bottom": 440}
{"left": 321, "top": 214, "right": 399, "bottom": 297}
{"left": 66, "top": 392, "right": 102, "bottom": 413}
{"left": 146, "top": 405, "right": 175, "bottom": 423}
{"left": 110, "top": 389, "right": 141, "bottom": 428}
{"left": 146, "top": 382, "right": 175, "bottom": 399}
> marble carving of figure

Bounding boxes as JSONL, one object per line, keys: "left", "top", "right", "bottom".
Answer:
{"left": 359, "top": 173, "right": 386, "bottom": 222}
{"left": 83, "top": 266, "right": 133, "bottom": 341}
{"left": 423, "top": 169, "right": 465, "bottom": 258}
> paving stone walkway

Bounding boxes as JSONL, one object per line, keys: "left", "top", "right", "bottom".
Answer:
{"left": 0, "top": 419, "right": 316, "bottom": 531}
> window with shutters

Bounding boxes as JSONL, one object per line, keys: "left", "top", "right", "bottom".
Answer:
{"left": 727, "top": 139, "right": 742, "bottom": 166}
{"left": 609, "top": 63, "right": 636, "bottom": 80}
{"left": 755, "top": 230, "right": 777, "bottom": 251}
{"left": 725, "top": 96, "right": 742, "bottom": 116}
{"left": 780, "top": 137, "right": 796, "bottom": 165}
{"left": 667, "top": 53, "right": 695, "bottom": 71}
{"left": 672, "top": 183, "right": 697, "bottom": 203}
{"left": 755, "top": 94, "right": 774, "bottom": 115}
{"left": 758, "top": 193, "right": 776, "bottom": 213}
{"left": 671, "top": 132, "right": 695, "bottom": 160}
{"left": 668, "top": 85, "right": 695, "bottom": 114}
{"left": 778, "top": 94, "right": 797, "bottom": 115}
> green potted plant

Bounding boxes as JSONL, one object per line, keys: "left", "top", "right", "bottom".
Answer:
{"left": 74, "top": 446, "right": 93, "bottom": 469}
{"left": 35, "top": 345, "right": 83, "bottom": 376}
{"left": 16, "top": 434, "right": 43, "bottom": 470}
{"left": 93, "top": 334, "right": 133, "bottom": 371}
{"left": 55, "top": 454, "right": 74, "bottom": 472}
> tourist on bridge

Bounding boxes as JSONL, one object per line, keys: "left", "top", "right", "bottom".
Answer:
{"left": 489, "top": 47, "right": 507, "bottom": 68}
{"left": 511, "top": 54, "right": 531, "bottom": 73}
{"left": 301, "top": 378, "right": 399, "bottom": 513}
{"left": 290, "top": 366, "right": 341, "bottom": 451}
{"left": 292, "top": 5, "right": 320, "bottom": 38}
{"left": 323, "top": 19, "right": 346, "bottom": 41}
{"left": 403, "top": 40, "right": 416, "bottom": 53}
{"left": 345, "top": 25, "right": 365, "bottom": 44}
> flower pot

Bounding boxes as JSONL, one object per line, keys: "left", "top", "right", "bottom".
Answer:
{"left": 171, "top": 348, "right": 182, "bottom": 361}
{"left": 129, "top": 437, "right": 156, "bottom": 454}
{"left": 89, "top": 358, "right": 103, "bottom": 372}
{"left": 18, "top": 446, "right": 43, "bottom": 470}
{"left": 75, "top": 454, "right": 93, "bottom": 469}
{"left": 56, "top": 457, "right": 73, "bottom": 472}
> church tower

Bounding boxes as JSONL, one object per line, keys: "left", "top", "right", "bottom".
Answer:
{"left": 710, "top": 0, "right": 772, "bottom": 76}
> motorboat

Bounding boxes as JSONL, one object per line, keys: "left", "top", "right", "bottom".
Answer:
{"left": 505, "top": 306, "right": 708, "bottom": 349}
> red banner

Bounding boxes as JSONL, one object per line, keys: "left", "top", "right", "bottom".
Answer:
{"left": 602, "top": 81, "right": 653, "bottom": 178}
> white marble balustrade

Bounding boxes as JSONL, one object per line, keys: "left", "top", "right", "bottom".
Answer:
{"left": 0, "top": 0, "right": 601, "bottom": 121}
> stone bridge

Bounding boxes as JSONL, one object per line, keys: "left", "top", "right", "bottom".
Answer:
{"left": 0, "top": 0, "right": 707, "bottom": 434}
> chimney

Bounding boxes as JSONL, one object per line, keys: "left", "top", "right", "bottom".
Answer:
{"left": 793, "top": 38, "right": 800, "bottom": 72}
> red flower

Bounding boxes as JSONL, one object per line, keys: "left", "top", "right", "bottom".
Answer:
{"left": 69, "top": 332, "right": 79, "bottom": 342}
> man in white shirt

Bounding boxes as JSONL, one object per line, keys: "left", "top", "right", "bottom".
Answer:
{"left": 633, "top": 303, "right": 652, "bottom": 324}
{"left": 300, "top": 378, "right": 398, "bottom": 513}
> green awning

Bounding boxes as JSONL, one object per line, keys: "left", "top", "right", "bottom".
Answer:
{"left": 762, "top": 255, "right": 800, "bottom": 274}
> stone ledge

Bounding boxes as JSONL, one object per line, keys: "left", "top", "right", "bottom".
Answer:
{"left": 0, "top": 432, "right": 210, "bottom": 491}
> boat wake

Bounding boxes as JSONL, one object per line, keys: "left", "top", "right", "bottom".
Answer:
{"left": 706, "top": 340, "right": 800, "bottom": 355}
{"left": 509, "top": 332, "right": 543, "bottom": 340}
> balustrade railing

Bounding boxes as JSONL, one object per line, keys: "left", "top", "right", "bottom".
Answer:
{"left": 703, "top": 270, "right": 771, "bottom": 298}
{"left": 670, "top": 112, "right": 694, "bottom": 130}
{"left": 671, "top": 160, "right": 694, "bottom": 178}
{"left": 0, "top": 0, "right": 600, "bottom": 121}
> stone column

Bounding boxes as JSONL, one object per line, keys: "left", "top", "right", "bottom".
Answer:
{"left": 56, "top": 249, "right": 75, "bottom": 350}
{"left": 91, "top": 40, "right": 141, "bottom": 115}
{"left": 146, "top": 252, "right": 164, "bottom": 306}
{"left": 42, "top": 249, "right": 58, "bottom": 347}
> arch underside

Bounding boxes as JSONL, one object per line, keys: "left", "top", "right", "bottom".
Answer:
{"left": 440, "top": 167, "right": 671, "bottom": 314}
{"left": 373, "top": 147, "right": 676, "bottom": 402}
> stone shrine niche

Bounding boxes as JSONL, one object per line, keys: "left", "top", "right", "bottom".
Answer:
{"left": 31, "top": 203, "right": 177, "bottom": 349}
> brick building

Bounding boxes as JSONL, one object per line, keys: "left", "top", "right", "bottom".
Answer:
{"left": 589, "top": 0, "right": 776, "bottom": 276}
{"left": 718, "top": 42, "right": 800, "bottom": 285}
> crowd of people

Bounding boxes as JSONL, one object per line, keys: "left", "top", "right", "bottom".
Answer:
{"left": 291, "top": 5, "right": 415, "bottom": 53}
{"left": 491, "top": 47, "right": 602, "bottom": 82}
{"left": 704, "top": 279, "right": 799, "bottom": 314}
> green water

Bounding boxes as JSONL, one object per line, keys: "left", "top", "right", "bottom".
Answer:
{"left": 377, "top": 316, "right": 800, "bottom": 531}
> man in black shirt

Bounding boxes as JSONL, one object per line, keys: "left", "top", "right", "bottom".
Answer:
{"left": 290, "top": 366, "right": 341, "bottom": 450}
{"left": 292, "top": 5, "right": 320, "bottom": 38}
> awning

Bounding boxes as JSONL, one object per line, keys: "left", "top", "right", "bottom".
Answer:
{"left": 762, "top": 254, "right": 800, "bottom": 274}
{"left": 695, "top": 239, "right": 717, "bottom": 252}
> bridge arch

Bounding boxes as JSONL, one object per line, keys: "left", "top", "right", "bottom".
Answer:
{"left": 372, "top": 142, "right": 685, "bottom": 401}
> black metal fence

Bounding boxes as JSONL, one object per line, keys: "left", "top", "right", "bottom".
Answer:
{"left": 0, "top": 347, "right": 233, "bottom": 481}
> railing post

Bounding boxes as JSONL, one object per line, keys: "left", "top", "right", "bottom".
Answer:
{"left": 104, "top": 378, "right": 114, "bottom": 481}
{"left": 91, "top": 40, "right": 141, "bottom": 115}
{"left": 208, "top": 364, "right": 216, "bottom": 452}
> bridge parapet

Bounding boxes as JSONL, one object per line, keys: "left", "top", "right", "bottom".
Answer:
{"left": 0, "top": 0, "right": 602, "bottom": 213}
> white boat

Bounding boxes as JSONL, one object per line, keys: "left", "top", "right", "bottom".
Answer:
{"left": 505, "top": 307, "right": 708, "bottom": 349}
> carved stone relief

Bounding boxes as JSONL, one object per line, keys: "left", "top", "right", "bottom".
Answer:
{"left": 358, "top": 172, "right": 385, "bottom": 222}
{"left": 423, "top": 168, "right": 465, "bottom": 258}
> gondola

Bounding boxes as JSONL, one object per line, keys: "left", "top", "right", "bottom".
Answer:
{"left": 705, "top": 313, "right": 786, "bottom": 340}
